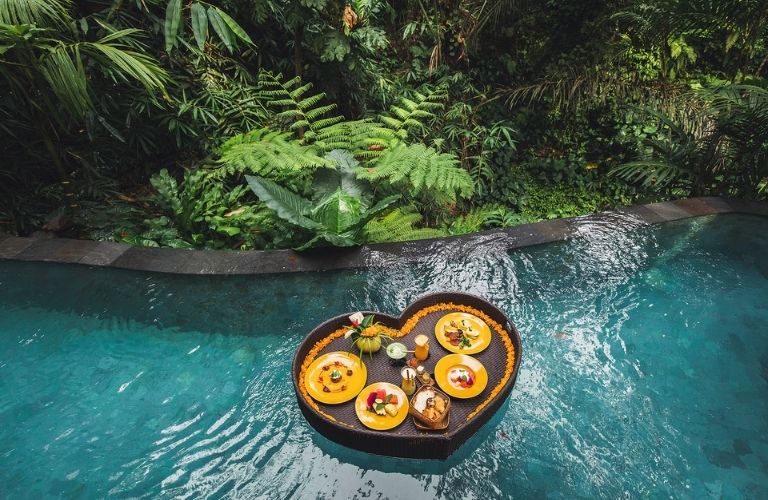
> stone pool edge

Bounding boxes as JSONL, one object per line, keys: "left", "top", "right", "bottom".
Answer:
{"left": 1, "top": 197, "right": 766, "bottom": 275}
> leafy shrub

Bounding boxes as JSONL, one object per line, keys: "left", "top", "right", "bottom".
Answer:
{"left": 365, "top": 207, "right": 446, "bottom": 243}
{"left": 245, "top": 175, "right": 399, "bottom": 250}
{"left": 118, "top": 169, "right": 289, "bottom": 249}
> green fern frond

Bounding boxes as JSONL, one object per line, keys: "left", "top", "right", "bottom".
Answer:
{"left": 312, "top": 116, "right": 344, "bottom": 130}
{"left": 288, "top": 119, "right": 311, "bottom": 130}
{"left": 290, "top": 83, "right": 313, "bottom": 99}
{"left": 210, "top": 128, "right": 332, "bottom": 182}
{"left": 314, "top": 119, "right": 397, "bottom": 155}
{"left": 258, "top": 72, "right": 343, "bottom": 143}
{"left": 364, "top": 207, "right": 445, "bottom": 243}
{"left": 447, "top": 205, "right": 509, "bottom": 235}
{"left": 298, "top": 94, "right": 325, "bottom": 110}
{"left": 377, "top": 89, "right": 446, "bottom": 140}
{"left": 357, "top": 144, "right": 474, "bottom": 201}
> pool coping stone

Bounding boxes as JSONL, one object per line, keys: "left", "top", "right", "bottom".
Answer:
{"left": 1, "top": 197, "right": 765, "bottom": 275}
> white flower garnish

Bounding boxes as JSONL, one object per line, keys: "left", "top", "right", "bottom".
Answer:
{"left": 348, "top": 312, "right": 364, "bottom": 326}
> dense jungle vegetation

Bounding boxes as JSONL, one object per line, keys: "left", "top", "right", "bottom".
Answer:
{"left": 1, "top": 0, "right": 766, "bottom": 250}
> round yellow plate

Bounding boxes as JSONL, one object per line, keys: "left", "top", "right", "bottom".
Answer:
{"left": 304, "top": 351, "right": 367, "bottom": 405}
{"left": 355, "top": 382, "right": 409, "bottom": 431}
{"left": 434, "top": 354, "right": 488, "bottom": 399}
{"left": 434, "top": 312, "right": 492, "bottom": 354}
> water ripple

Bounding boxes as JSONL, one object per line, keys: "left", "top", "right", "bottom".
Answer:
{"left": 0, "top": 215, "right": 767, "bottom": 497}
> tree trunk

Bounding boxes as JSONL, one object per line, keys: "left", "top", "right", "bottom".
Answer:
{"left": 293, "top": 24, "right": 303, "bottom": 80}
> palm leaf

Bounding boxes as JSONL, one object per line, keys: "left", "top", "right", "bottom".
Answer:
{"left": 0, "top": 0, "right": 69, "bottom": 26}
{"left": 86, "top": 41, "right": 169, "bottom": 92}
{"left": 39, "top": 43, "right": 92, "bottom": 119}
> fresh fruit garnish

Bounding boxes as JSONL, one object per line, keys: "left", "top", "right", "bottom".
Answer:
{"left": 366, "top": 391, "right": 377, "bottom": 408}
{"left": 449, "top": 368, "right": 475, "bottom": 388}
{"left": 367, "top": 388, "right": 399, "bottom": 416}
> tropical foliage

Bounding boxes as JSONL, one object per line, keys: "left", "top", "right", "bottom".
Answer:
{"left": 1, "top": 0, "right": 766, "bottom": 247}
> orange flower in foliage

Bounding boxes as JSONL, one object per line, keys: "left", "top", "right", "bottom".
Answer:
{"left": 342, "top": 5, "right": 358, "bottom": 33}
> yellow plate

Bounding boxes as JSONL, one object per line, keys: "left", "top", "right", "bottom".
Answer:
{"left": 434, "top": 354, "right": 488, "bottom": 399}
{"left": 434, "top": 312, "right": 492, "bottom": 354}
{"left": 355, "top": 382, "right": 409, "bottom": 431}
{"left": 304, "top": 351, "right": 367, "bottom": 405}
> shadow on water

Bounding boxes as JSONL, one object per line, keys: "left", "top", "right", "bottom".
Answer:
{"left": 308, "top": 402, "right": 509, "bottom": 475}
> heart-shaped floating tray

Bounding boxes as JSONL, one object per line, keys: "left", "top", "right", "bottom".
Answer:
{"left": 292, "top": 292, "right": 523, "bottom": 459}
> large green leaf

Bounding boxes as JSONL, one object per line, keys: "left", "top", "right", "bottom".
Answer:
{"left": 207, "top": 7, "right": 234, "bottom": 52}
{"left": 245, "top": 175, "right": 321, "bottom": 230}
{"left": 295, "top": 232, "right": 359, "bottom": 251}
{"left": 311, "top": 188, "right": 364, "bottom": 233}
{"left": 164, "top": 0, "right": 181, "bottom": 53}
{"left": 213, "top": 7, "right": 253, "bottom": 46}
{"left": 190, "top": 3, "right": 208, "bottom": 51}
{"left": 312, "top": 149, "right": 368, "bottom": 199}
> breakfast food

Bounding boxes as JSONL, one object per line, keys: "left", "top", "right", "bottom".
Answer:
{"left": 384, "top": 404, "right": 398, "bottom": 417}
{"left": 412, "top": 388, "right": 449, "bottom": 422}
{"left": 443, "top": 319, "right": 480, "bottom": 349}
{"left": 317, "top": 360, "right": 353, "bottom": 393}
{"left": 365, "top": 388, "right": 400, "bottom": 416}
{"left": 448, "top": 367, "right": 475, "bottom": 389}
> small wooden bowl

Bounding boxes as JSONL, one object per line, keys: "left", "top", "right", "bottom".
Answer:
{"left": 414, "top": 413, "right": 449, "bottom": 431}
{"left": 408, "top": 385, "right": 451, "bottom": 430}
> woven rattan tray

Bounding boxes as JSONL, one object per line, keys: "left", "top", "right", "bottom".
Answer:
{"left": 292, "top": 292, "right": 523, "bottom": 459}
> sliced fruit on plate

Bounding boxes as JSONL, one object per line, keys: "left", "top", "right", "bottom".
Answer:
{"left": 355, "top": 382, "right": 409, "bottom": 430}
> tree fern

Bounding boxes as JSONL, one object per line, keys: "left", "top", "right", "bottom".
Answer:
{"left": 258, "top": 72, "right": 343, "bottom": 143}
{"left": 378, "top": 89, "right": 445, "bottom": 140}
{"left": 357, "top": 143, "right": 474, "bottom": 201}
{"left": 314, "top": 90, "right": 447, "bottom": 156}
{"left": 364, "top": 207, "right": 445, "bottom": 243}
{"left": 314, "top": 119, "right": 398, "bottom": 156}
{"left": 211, "top": 128, "right": 332, "bottom": 182}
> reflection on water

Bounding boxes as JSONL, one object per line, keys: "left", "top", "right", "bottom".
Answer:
{"left": 0, "top": 214, "right": 767, "bottom": 498}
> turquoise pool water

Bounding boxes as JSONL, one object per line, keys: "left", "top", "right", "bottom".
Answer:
{"left": 1, "top": 213, "right": 767, "bottom": 498}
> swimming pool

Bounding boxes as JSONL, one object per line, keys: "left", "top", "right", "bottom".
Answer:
{"left": 1, "top": 213, "right": 767, "bottom": 498}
